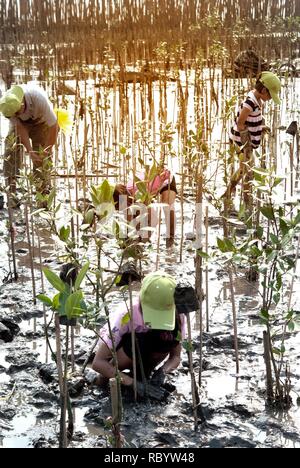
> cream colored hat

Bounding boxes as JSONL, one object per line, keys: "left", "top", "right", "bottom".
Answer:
{"left": 0, "top": 85, "right": 24, "bottom": 117}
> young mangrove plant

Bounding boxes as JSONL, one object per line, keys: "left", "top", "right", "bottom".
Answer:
{"left": 216, "top": 166, "right": 300, "bottom": 407}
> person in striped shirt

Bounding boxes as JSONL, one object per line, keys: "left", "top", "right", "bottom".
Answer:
{"left": 223, "top": 71, "right": 281, "bottom": 202}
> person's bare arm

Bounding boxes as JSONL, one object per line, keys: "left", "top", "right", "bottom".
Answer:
{"left": 161, "top": 343, "right": 182, "bottom": 374}
{"left": 92, "top": 342, "right": 133, "bottom": 386}
{"left": 15, "top": 120, "right": 32, "bottom": 153}
{"left": 44, "top": 122, "right": 59, "bottom": 151}
{"left": 236, "top": 106, "right": 252, "bottom": 132}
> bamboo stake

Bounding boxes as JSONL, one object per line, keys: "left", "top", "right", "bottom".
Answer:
{"left": 228, "top": 267, "right": 240, "bottom": 375}
{"left": 263, "top": 330, "right": 274, "bottom": 402}
{"left": 109, "top": 377, "right": 123, "bottom": 448}
{"left": 205, "top": 206, "right": 209, "bottom": 332}
{"left": 128, "top": 278, "right": 137, "bottom": 401}
{"left": 7, "top": 196, "right": 18, "bottom": 281}
{"left": 24, "top": 203, "right": 37, "bottom": 304}
{"left": 186, "top": 314, "right": 200, "bottom": 431}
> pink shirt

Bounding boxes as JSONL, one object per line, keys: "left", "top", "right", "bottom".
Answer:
{"left": 127, "top": 170, "right": 172, "bottom": 196}
{"left": 99, "top": 301, "right": 186, "bottom": 350}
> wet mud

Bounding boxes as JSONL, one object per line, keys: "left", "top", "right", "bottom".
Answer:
{"left": 0, "top": 206, "right": 300, "bottom": 449}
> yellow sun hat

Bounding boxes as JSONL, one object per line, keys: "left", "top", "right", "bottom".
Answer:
{"left": 260, "top": 71, "right": 281, "bottom": 105}
{"left": 140, "top": 271, "right": 177, "bottom": 330}
{"left": 54, "top": 108, "right": 72, "bottom": 134}
{"left": 0, "top": 85, "right": 24, "bottom": 118}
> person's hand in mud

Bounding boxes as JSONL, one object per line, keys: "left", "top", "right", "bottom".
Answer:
{"left": 29, "top": 150, "right": 44, "bottom": 167}
{"left": 150, "top": 367, "right": 166, "bottom": 387}
{"left": 135, "top": 380, "right": 170, "bottom": 401}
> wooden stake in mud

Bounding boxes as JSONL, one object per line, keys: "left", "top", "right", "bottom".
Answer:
{"left": 128, "top": 278, "right": 137, "bottom": 401}
{"left": 228, "top": 267, "right": 240, "bottom": 375}
{"left": 54, "top": 314, "right": 67, "bottom": 448}
{"left": 263, "top": 330, "right": 274, "bottom": 402}
{"left": 109, "top": 377, "right": 123, "bottom": 448}
{"left": 186, "top": 313, "right": 200, "bottom": 431}
{"left": 205, "top": 206, "right": 209, "bottom": 332}
{"left": 195, "top": 171, "right": 203, "bottom": 387}
{"left": 7, "top": 196, "right": 18, "bottom": 281}
{"left": 24, "top": 203, "right": 36, "bottom": 303}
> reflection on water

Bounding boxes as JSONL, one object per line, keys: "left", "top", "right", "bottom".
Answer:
{"left": 203, "top": 374, "right": 242, "bottom": 399}
{"left": 0, "top": 414, "right": 36, "bottom": 448}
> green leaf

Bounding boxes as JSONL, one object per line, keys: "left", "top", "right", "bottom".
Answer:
{"left": 273, "top": 292, "right": 280, "bottom": 305}
{"left": 276, "top": 273, "right": 282, "bottom": 291}
{"left": 75, "top": 262, "right": 90, "bottom": 290}
{"left": 273, "top": 177, "right": 283, "bottom": 188}
{"left": 279, "top": 218, "right": 290, "bottom": 236}
{"left": 47, "top": 188, "right": 56, "bottom": 209}
{"left": 256, "top": 226, "right": 264, "bottom": 239}
{"left": 252, "top": 167, "right": 268, "bottom": 176}
{"left": 292, "top": 210, "right": 300, "bottom": 227}
{"left": 217, "top": 237, "right": 235, "bottom": 253}
{"left": 259, "top": 309, "right": 269, "bottom": 324}
{"left": 52, "top": 293, "right": 61, "bottom": 310}
{"left": 270, "top": 233, "right": 279, "bottom": 245}
{"left": 36, "top": 294, "right": 52, "bottom": 307}
{"left": 267, "top": 250, "right": 277, "bottom": 263}
{"left": 148, "top": 162, "right": 158, "bottom": 183}
{"left": 272, "top": 347, "right": 282, "bottom": 356}
{"left": 43, "top": 268, "right": 66, "bottom": 293}
{"left": 288, "top": 321, "right": 295, "bottom": 332}
{"left": 260, "top": 206, "right": 275, "bottom": 221}
{"left": 197, "top": 250, "right": 209, "bottom": 259}
{"left": 84, "top": 208, "right": 95, "bottom": 226}
{"left": 121, "top": 312, "right": 130, "bottom": 326}
{"left": 182, "top": 340, "right": 194, "bottom": 352}
{"left": 59, "top": 225, "right": 71, "bottom": 242}
{"left": 65, "top": 291, "right": 84, "bottom": 319}
{"left": 115, "top": 274, "right": 122, "bottom": 285}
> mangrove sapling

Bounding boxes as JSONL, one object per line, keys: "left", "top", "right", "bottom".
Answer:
{"left": 37, "top": 263, "right": 89, "bottom": 446}
{"left": 220, "top": 167, "right": 300, "bottom": 406}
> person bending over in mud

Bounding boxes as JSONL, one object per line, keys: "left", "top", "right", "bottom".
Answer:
{"left": 113, "top": 168, "right": 177, "bottom": 248}
{"left": 0, "top": 83, "right": 59, "bottom": 206}
{"left": 92, "top": 271, "right": 186, "bottom": 400}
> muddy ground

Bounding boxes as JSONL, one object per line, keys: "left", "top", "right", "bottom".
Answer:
{"left": 1, "top": 202, "right": 300, "bottom": 449}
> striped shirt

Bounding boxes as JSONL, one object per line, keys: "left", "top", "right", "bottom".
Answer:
{"left": 230, "top": 91, "right": 263, "bottom": 149}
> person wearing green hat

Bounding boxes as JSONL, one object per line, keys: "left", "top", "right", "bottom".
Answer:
{"left": 92, "top": 271, "right": 186, "bottom": 399}
{"left": 0, "top": 83, "right": 59, "bottom": 201}
{"left": 223, "top": 71, "right": 281, "bottom": 202}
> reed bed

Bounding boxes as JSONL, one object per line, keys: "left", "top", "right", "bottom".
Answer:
{"left": 0, "top": 0, "right": 299, "bottom": 82}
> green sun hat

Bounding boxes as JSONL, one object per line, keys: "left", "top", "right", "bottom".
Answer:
{"left": 140, "top": 271, "right": 176, "bottom": 330}
{"left": 260, "top": 71, "right": 281, "bottom": 105}
{"left": 0, "top": 85, "right": 24, "bottom": 118}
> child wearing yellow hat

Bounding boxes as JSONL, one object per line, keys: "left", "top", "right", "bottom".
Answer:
{"left": 223, "top": 71, "right": 281, "bottom": 202}
{"left": 92, "top": 271, "right": 186, "bottom": 400}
